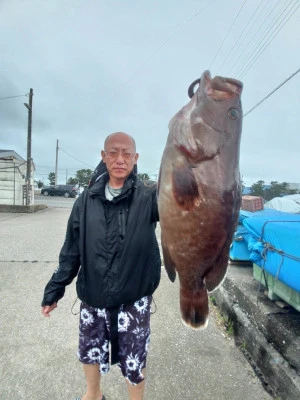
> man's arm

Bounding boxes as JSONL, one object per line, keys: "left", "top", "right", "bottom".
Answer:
{"left": 41, "top": 195, "right": 83, "bottom": 313}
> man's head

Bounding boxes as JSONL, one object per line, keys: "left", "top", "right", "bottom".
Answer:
{"left": 101, "top": 132, "right": 139, "bottom": 187}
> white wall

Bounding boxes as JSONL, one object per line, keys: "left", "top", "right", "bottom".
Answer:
{"left": 0, "top": 159, "right": 34, "bottom": 205}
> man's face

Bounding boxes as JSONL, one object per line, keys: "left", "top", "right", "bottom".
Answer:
{"left": 101, "top": 133, "right": 138, "bottom": 184}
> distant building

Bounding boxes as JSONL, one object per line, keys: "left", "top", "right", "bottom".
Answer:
{"left": 0, "top": 150, "right": 35, "bottom": 205}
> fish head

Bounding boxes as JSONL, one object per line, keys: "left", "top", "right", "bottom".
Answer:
{"left": 187, "top": 71, "right": 243, "bottom": 162}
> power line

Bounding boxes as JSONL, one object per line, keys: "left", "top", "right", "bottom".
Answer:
{"left": 238, "top": 0, "right": 300, "bottom": 78}
{"left": 0, "top": 94, "right": 27, "bottom": 100}
{"left": 228, "top": 0, "right": 283, "bottom": 76}
{"left": 243, "top": 67, "right": 300, "bottom": 117}
{"left": 81, "top": 1, "right": 216, "bottom": 131}
{"left": 59, "top": 147, "right": 94, "bottom": 168}
{"left": 220, "top": 0, "right": 265, "bottom": 74}
{"left": 209, "top": 0, "right": 247, "bottom": 71}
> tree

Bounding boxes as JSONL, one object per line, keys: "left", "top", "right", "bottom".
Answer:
{"left": 250, "top": 180, "right": 298, "bottom": 201}
{"left": 48, "top": 172, "right": 56, "bottom": 185}
{"left": 264, "top": 181, "right": 285, "bottom": 201}
{"left": 250, "top": 180, "right": 265, "bottom": 197}
{"left": 75, "top": 169, "right": 93, "bottom": 188}
{"left": 138, "top": 173, "right": 150, "bottom": 181}
{"left": 67, "top": 177, "right": 78, "bottom": 185}
{"left": 34, "top": 179, "right": 44, "bottom": 188}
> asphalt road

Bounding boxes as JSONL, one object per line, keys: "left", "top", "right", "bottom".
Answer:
{"left": 0, "top": 207, "right": 273, "bottom": 400}
{"left": 34, "top": 194, "right": 77, "bottom": 208}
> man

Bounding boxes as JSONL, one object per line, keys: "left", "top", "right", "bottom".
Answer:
{"left": 41, "top": 132, "right": 161, "bottom": 400}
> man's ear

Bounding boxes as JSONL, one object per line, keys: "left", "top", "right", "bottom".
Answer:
{"left": 134, "top": 153, "right": 139, "bottom": 164}
{"left": 101, "top": 150, "right": 106, "bottom": 163}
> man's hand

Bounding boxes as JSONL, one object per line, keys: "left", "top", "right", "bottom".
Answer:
{"left": 41, "top": 303, "right": 57, "bottom": 317}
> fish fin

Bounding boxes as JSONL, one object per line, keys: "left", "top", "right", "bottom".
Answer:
{"left": 161, "top": 237, "right": 176, "bottom": 282}
{"left": 180, "top": 285, "right": 209, "bottom": 329}
{"left": 205, "top": 248, "right": 230, "bottom": 292}
{"left": 172, "top": 164, "right": 199, "bottom": 211}
{"left": 205, "top": 199, "right": 239, "bottom": 292}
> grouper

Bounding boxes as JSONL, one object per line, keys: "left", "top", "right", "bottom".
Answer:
{"left": 158, "top": 70, "right": 243, "bottom": 329}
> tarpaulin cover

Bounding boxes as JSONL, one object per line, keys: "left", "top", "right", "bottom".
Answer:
{"left": 230, "top": 224, "right": 252, "bottom": 261}
{"left": 241, "top": 209, "right": 300, "bottom": 292}
{"left": 264, "top": 197, "right": 300, "bottom": 213}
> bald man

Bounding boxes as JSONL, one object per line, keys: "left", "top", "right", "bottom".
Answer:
{"left": 41, "top": 133, "right": 161, "bottom": 400}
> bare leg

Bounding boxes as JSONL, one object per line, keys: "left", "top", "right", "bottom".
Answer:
{"left": 125, "top": 368, "right": 146, "bottom": 400}
{"left": 82, "top": 363, "right": 103, "bottom": 400}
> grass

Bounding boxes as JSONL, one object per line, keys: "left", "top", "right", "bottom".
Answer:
{"left": 209, "top": 295, "right": 217, "bottom": 306}
{"left": 240, "top": 341, "right": 247, "bottom": 350}
{"left": 224, "top": 317, "right": 234, "bottom": 335}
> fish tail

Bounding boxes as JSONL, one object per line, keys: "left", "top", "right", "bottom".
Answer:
{"left": 180, "top": 286, "right": 209, "bottom": 330}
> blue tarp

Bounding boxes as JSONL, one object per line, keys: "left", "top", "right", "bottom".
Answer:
{"left": 240, "top": 209, "right": 300, "bottom": 292}
{"left": 230, "top": 224, "right": 252, "bottom": 261}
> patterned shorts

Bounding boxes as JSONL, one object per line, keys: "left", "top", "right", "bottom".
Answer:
{"left": 77, "top": 295, "right": 152, "bottom": 385}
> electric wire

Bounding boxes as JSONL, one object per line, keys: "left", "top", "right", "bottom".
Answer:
{"left": 58, "top": 147, "right": 94, "bottom": 168}
{"left": 238, "top": 0, "right": 300, "bottom": 78}
{"left": 232, "top": 0, "right": 297, "bottom": 78}
{"left": 81, "top": 1, "right": 216, "bottom": 131}
{"left": 226, "top": 0, "right": 272, "bottom": 76}
{"left": 243, "top": 67, "right": 300, "bottom": 117}
{"left": 229, "top": 0, "right": 285, "bottom": 76}
{"left": 0, "top": 94, "right": 27, "bottom": 100}
{"left": 0, "top": 160, "right": 27, "bottom": 169}
{"left": 219, "top": 0, "right": 265, "bottom": 74}
{"left": 209, "top": 0, "right": 248, "bottom": 71}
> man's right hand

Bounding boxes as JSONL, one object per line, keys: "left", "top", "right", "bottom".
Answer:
{"left": 41, "top": 303, "right": 57, "bottom": 317}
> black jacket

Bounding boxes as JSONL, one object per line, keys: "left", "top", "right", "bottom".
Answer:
{"left": 41, "top": 172, "right": 161, "bottom": 309}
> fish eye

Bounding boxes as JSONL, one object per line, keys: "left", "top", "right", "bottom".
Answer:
{"left": 228, "top": 108, "right": 239, "bottom": 120}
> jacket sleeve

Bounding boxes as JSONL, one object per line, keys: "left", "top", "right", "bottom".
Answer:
{"left": 151, "top": 183, "right": 159, "bottom": 222}
{"left": 41, "top": 197, "right": 82, "bottom": 306}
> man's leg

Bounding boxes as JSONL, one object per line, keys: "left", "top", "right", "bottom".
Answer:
{"left": 81, "top": 363, "right": 103, "bottom": 400}
{"left": 125, "top": 368, "right": 146, "bottom": 400}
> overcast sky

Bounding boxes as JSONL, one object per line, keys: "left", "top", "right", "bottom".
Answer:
{"left": 0, "top": 0, "right": 299, "bottom": 186}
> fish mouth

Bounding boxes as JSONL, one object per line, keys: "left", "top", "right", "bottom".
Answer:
{"left": 188, "top": 70, "right": 243, "bottom": 100}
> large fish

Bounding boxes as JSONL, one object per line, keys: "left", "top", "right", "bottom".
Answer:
{"left": 158, "top": 70, "right": 243, "bottom": 329}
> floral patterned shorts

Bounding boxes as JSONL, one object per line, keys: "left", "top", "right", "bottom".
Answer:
{"left": 77, "top": 295, "right": 152, "bottom": 385}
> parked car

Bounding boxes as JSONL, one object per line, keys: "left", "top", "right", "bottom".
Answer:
{"left": 41, "top": 185, "right": 78, "bottom": 198}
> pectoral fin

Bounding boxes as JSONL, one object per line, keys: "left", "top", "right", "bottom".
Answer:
{"left": 172, "top": 163, "right": 199, "bottom": 211}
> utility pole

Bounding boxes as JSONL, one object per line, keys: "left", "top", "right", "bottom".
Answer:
{"left": 66, "top": 169, "right": 68, "bottom": 184}
{"left": 24, "top": 88, "right": 33, "bottom": 205}
{"left": 55, "top": 139, "right": 58, "bottom": 185}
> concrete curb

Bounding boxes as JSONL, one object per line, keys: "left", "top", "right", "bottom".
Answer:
{"left": 214, "top": 284, "right": 300, "bottom": 399}
{"left": 0, "top": 204, "right": 47, "bottom": 213}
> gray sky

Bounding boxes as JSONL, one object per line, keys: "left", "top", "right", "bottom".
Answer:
{"left": 0, "top": 0, "right": 299, "bottom": 186}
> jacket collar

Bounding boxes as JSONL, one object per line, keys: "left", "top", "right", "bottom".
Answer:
{"left": 88, "top": 171, "right": 137, "bottom": 201}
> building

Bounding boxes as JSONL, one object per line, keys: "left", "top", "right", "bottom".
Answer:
{"left": 0, "top": 150, "right": 35, "bottom": 205}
